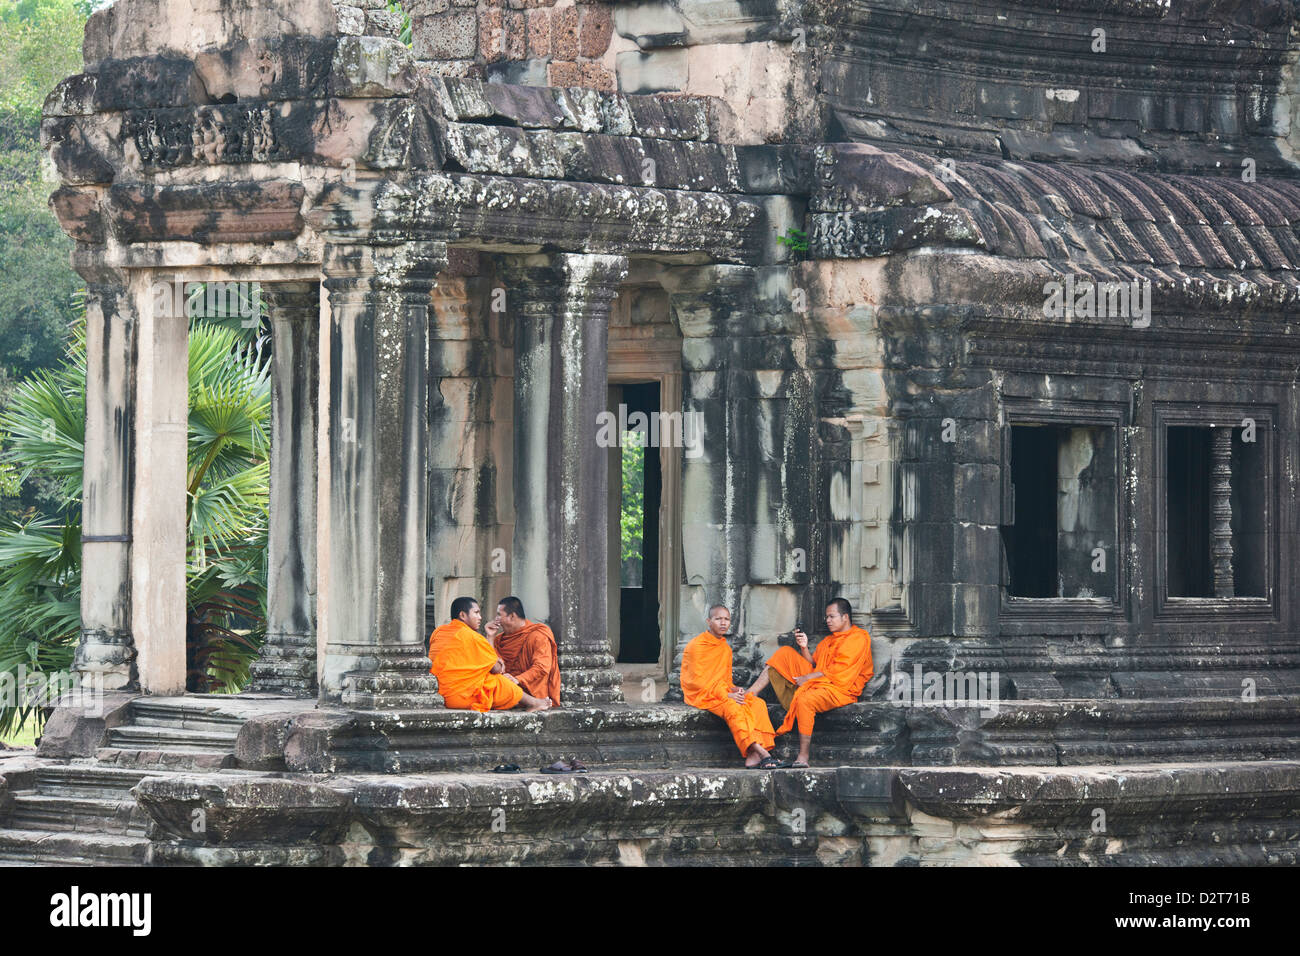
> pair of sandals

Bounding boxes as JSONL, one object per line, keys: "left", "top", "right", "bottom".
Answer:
{"left": 540, "top": 757, "right": 588, "bottom": 774}
{"left": 753, "top": 757, "right": 809, "bottom": 769}
{"left": 492, "top": 759, "right": 589, "bottom": 774}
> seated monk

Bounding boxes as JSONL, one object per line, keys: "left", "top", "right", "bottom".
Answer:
{"left": 485, "top": 595, "right": 562, "bottom": 706}
{"left": 429, "top": 597, "right": 552, "bottom": 713}
{"left": 681, "top": 604, "right": 778, "bottom": 768}
{"left": 746, "top": 597, "right": 872, "bottom": 767}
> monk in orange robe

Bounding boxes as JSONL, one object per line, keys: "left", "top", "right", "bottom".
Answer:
{"left": 681, "top": 604, "right": 778, "bottom": 768}
{"left": 747, "top": 598, "right": 872, "bottom": 767}
{"left": 485, "top": 595, "right": 562, "bottom": 705}
{"left": 428, "top": 597, "right": 552, "bottom": 712}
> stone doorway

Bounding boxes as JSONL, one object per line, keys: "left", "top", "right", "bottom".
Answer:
{"left": 607, "top": 283, "right": 683, "bottom": 701}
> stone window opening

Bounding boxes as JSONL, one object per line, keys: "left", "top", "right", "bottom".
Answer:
{"left": 1002, "top": 423, "right": 1118, "bottom": 601}
{"left": 1165, "top": 424, "right": 1267, "bottom": 599}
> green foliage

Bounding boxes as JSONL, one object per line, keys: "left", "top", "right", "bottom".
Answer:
{"left": 777, "top": 227, "right": 809, "bottom": 255}
{"left": 0, "top": 0, "right": 87, "bottom": 124}
{"left": 386, "top": 0, "right": 413, "bottom": 47}
{"left": 0, "top": 0, "right": 87, "bottom": 392}
{"left": 0, "top": 317, "right": 271, "bottom": 735}
{"left": 620, "top": 433, "right": 644, "bottom": 587}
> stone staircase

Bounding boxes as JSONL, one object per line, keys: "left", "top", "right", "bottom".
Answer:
{"left": 0, "top": 697, "right": 248, "bottom": 865}
{"left": 95, "top": 698, "right": 245, "bottom": 769}
{"left": 0, "top": 764, "right": 159, "bottom": 865}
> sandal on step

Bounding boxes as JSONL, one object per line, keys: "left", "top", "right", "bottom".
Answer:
{"left": 755, "top": 756, "right": 784, "bottom": 770}
{"left": 540, "top": 760, "right": 572, "bottom": 774}
{"left": 492, "top": 763, "right": 522, "bottom": 774}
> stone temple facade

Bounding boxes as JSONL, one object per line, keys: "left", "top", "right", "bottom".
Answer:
{"left": 3, "top": 0, "right": 1300, "bottom": 864}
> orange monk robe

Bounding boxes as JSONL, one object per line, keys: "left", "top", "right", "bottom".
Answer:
{"left": 680, "top": 631, "right": 776, "bottom": 757}
{"left": 768, "top": 626, "right": 873, "bottom": 736}
{"left": 494, "top": 620, "right": 561, "bottom": 705}
{"left": 428, "top": 619, "right": 524, "bottom": 712}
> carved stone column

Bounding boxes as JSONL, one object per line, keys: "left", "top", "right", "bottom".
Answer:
{"left": 76, "top": 269, "right": 138, "bottom": 690}
{"left": 249, "top": 282, "right": 319, "bottom": 695}
{"left": 319, "top": 241, "right": 445, "bottom": 708}
{"left": 499, "top": 253, "right": 629, "bottom": 704}
{"left": 1211, "top": 425, "right": 1235, "bottom": 599}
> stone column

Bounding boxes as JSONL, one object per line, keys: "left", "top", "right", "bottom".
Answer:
{"left": 76, "top": 269, "right": 138, "bottom": 690}
{"left": 425, "top": 261, "right": 512, "bottom": 633}
{"left": 130, "top": 270, "right": 189, "bottom": 695}
{"left": 1211, "top": 425, "right": 1235, "bottom": 599}
{"left": 661, "top": 266, "right": 766, "bottom": 697}
{"left": 249, "top": 282, "right": 319, "bottom": 695}
{"left": 318, "top": 241, "right": 445, "bottom": 708}
{"left": 499, "top": 253, "right": 629, "bottom": 704}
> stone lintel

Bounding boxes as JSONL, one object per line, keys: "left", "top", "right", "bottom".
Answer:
{"left": 108, "top": 181, "right": 306, "bottom": 245}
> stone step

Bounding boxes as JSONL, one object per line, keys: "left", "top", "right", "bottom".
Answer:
{"left": 107, "top": 725, "right": 238, "bottom": 752}
{"left": 94, "top": 748, "right": 236, "bottom": 771}
{"left": 7, "top": 794, "right": 149, "bottom": 836}
{"left": 127, "top": 700, "right": 248, "bottom": 735}
{"left": 34, "top": 764, "right": 158, "bottom": 799}
{"left": 0, "top": 828, "right": 149, "bottom": 865}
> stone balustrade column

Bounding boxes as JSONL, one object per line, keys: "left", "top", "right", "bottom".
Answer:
{"left": 499, "top": 253, "right": 629, "bottom": 704}
{"left": 318, "top": 241, "right": 446, "bottom": 708}
{"left": 249, "top": 282, "right": 319, "bottom": 695}
{"left": 1211, "top": 425, "right": 1235, "bottom": 599}
{"left": 76, "top": 269, "right": 138, "bottom": 690}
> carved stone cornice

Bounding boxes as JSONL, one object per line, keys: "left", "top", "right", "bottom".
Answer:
{"left": 309, "top": 173, "right": 766, "bottom": 263}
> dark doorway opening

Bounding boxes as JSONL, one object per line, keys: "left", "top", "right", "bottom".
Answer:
{"left": 618, "top": 382, "right": 661, "bottom": 664}
{"left": 1006, "top": 425, "right": 1058, "bottom": 597}
{"left": 1167, "top": 425, "right": 1212, "bottom": 597}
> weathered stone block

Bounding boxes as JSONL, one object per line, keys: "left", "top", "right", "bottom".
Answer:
{"left": 616, "top": 49, "right": 687, "bottom": 94}
{"left": 366, "top": 8, "right": 407, "bottom": 39}
{"left": 108, "top": 180, "right": 306, "bottom": 244}
{"left": 337, "top": 4, "right": 366, "bottom": 35}
{"left": 578, "top": 4, "right": 613, "bottom": 58}
{"left": 331, "top": 35, "right": 417, "bottom": 96}
{"left": 552, "top": 4, "right": 579, "bottom": 60}
{"left": 526, "top": 8, "right": 551, "bottom": 56}
{"left": 479, "top": 7, "right": 504, "bottom": 62}
{"left": 499, "top": 11, "right": 525, "bottom": 60}
{"left": 36, "top": 693, "right": 138, "bottom": 759}
{"left": 549, "top": 60, "right": 581, "bottom": 87}
{"left": 579, "top": 62, "right": 614, "bottom": 92}
{"left": 414, "top": 11, "right": 478, "bottom": 59}
{"left": 49, "top": 186, "right": 105, "bottom": 244}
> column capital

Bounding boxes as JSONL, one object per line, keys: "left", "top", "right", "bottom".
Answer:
{"left": 322, "top": 240, "right": 449, "bottom": 290}
{"left": 495, "top": 252, "right": 629, "bottom": 307}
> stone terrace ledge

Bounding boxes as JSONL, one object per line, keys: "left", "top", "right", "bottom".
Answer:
{"left": 128, "top": 760, "right": 1300, "bottom": 865}
{"left": 39, "top": 693, "right": 1300, "bottom": 774}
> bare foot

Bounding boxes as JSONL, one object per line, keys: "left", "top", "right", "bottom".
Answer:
{"left": 522, "top": 695, "right": 552, "bottom": 712}
{"left": 745, "top": 749, "right": 762, "bottom": 768}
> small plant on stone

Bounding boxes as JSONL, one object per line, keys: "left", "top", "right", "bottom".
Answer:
{"left": 778, "top": 227, "right": 809, "bottom": 256}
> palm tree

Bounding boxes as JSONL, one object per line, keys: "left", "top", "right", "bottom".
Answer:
{"left": 0, "top": 313, "right": 271, "bottom": 737}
